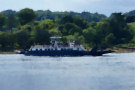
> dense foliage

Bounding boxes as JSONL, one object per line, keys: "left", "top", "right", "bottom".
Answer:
{"left": 0, "top": 8, "right": 135, "bottom": 51}
{"left": 1, "top": 9, "right": 106, "bottom": 22}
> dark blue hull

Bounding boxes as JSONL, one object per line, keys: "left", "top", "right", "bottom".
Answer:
{"left": 23, "top": 49, "right": 113, "bottom": 56}
{"left": 25, "top": 50, "right": 89, "bottom": 56}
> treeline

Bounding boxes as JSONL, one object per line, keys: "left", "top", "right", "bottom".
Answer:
{"left": 0, "top": 8, "right": 135, "bottom": 51}
{"left": 1, "top": 9, "right": 106, "bottom": 22}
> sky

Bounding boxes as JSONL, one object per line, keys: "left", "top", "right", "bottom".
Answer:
{"left": 0, "top": 0, "right": 135, "bottom": 16}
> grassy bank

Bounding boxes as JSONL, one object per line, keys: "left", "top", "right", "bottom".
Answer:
{"left": 113, "top": 48, "right": 135, "bottom": 53}
{"left": 0, "top": 51, "right": 16, "bottom": 54}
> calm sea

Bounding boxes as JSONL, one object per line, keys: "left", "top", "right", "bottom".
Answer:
{"left": 0, "top": 53, "right": 135, "bottom": 90}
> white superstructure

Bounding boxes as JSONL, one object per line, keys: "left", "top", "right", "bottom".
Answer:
{"left": 29, "top": 36, "right": 86, "bottom": 51}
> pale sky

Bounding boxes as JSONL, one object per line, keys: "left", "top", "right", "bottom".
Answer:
{"left": 0, "top": 0, "right": 135, "bottom": 16}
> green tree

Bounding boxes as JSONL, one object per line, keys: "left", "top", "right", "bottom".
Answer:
{"left": 61, "top": 15, "right": 73, "bottom": 24}
{"left": 61, "top": 23, "right": 82, "bottom": 35}
{"left": 63, "top": 33, "right": 85, "bottom": 45}
{"left": 20, "top": 24, "right": 33, "bottom": 32}
{"left": 83, "top": 27, "right": 98, "bottom": 47}
{"left": 0, "top": 13, "right": 5, "bottom": 30}
{"left": 15, "top": 30, "right": 30, "bottom": 48}
{"left": 126, "top": 15, "right": 135, "bottom": 23}
{"left": 6, "top": 14, "right": 18, "bottom": 32}
{"left": 49, "top": 28, "right": 61, "bottom": 36}
{"left": 63, "top": 35, "right": 75, "bottom": 44}
{"left": 0, "top": 32, "right": 15, "bottom": 50}
{"left": 18, "top": 8, "right": 36, "bottom": 25}
{"left": 74, "top": 33, "right": 85, "bottom": 44}
{"left": 110, "top": 13, "right": 134, "bottom": 44}
{"left": 73, "top": 17, "right": 88, "bottom": 29}
{"left": 39, "top": 20, "right": 56, "bottom": 30}
{"left": 34, "top": 27, "right": 50, "bottom": 45}
{"left": 105, "top": 33, "right": 116, "bottom": 47}
{"left": 96, "top": 20, "right": 111, "bottom": 39}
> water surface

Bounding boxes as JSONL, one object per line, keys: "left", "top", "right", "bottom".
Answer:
{"left": 0, "top": 53, "right": 135, "bottom": 90}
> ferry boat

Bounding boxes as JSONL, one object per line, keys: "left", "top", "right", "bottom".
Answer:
{"left": 22, "top": 36, "right": 113, "bottom": 56}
